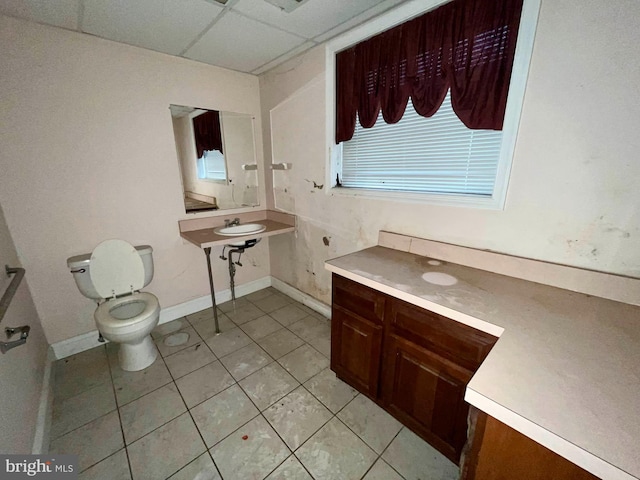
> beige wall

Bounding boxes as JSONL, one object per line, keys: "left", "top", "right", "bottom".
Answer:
{"left": 0, "top": 202, "right": 49, "bottom": 453}
{"left": 0, "top": 15, "right": 270, "bottom": 344}
{"left": 260, "top": 0, "right": 640, "bottom": 304}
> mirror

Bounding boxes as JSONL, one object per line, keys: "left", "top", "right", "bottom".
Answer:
{"left": 170, "top": 105, "right": 259, "bottom": 213}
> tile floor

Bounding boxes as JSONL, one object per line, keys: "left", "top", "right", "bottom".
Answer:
{"left": 50, "top": 287, "right": 460, "bottom": 480}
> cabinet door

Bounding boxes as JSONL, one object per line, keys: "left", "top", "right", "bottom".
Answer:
{"left": 382, "top": 334, "right": 472, "bottom": 463}
{"left": 331, "top": 305, "right": 383, "bottom": 399}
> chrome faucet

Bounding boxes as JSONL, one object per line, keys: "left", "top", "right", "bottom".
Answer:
{"left": 224, "top": 218, "right": 241, "bottom": 227}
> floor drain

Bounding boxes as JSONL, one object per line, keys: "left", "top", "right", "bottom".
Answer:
{"left": 163, "top": 332, "right": 190, "bottom": 347}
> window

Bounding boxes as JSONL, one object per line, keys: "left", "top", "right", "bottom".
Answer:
{"left": 342, "top": 91, "right": 502, "bottom": 196}
{"left": 197, "top": 149, "right": 227, "bottom": 181}
{"left": 327, "top": 0, "right": 540, "bottom": 209}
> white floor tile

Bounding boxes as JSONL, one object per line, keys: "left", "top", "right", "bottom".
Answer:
{"left": 265, "top": 455, "right": 313, "bottom": 479}
{"left": 337, "top": 394, "right": 402, "bottom": 453}
{"left": 127, "top": 413, "right": 205, "bottom": 480}
{"left": 120, "top": 383, "right": 186, "bottom": 444}
{"left": 175, "top": 361, "right": 235, "bottom": 409}
{"left": 296, "top": 417, "right": 377, "bottom": 480}
{"left": 240, "top": 315, "right": 283, "bottom": 341}
{"left": 205, "top": 327, "right": 252, "bottom": 358}
{"left": 164, "top": 342, "right": 216, "bottom": 379}
{"left": 78, "top": 449, "right": 131, "bottom": 480}
{"left": 263, "top": 386, "right": 332, "bottom": 451}
{"left": 257, "top": 328, "right": 305, "bottom": 359}
{"left": 210, "top": 416, "right": 290, "bottom": 479}
{"left": 220, "top": 343, "right": 273, "bottom": 381}
{"left": 190, "top": 384, "right": 259, "bottom": 447}
{"left": 382, "top": 428, "right": 459, "bottom": 480}
{"left": 278, "top": 345, "right": 329, "bottom": 383}
{"left": 363, "top": 459, "right": 404, "bottom": 480}
{"left": 51, "top": 381, "right": 116, "bottom": 439}
{"left": 168, "top": 453, "right": 221, "bottom": 480}
{"left": 239, "top": 363, "right": 299, "bottom": 411}
{"left": 111, "top": 357, "right": 173, "bottom": 406}
{"left": 50, "top": 410, "right": 123, "bottom": 473}
{"left": 303, "top": 368, "right": 358, "bottom": 414}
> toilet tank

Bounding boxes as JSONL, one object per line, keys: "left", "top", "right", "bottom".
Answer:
{"left": 67, "top": 245, "right": 154, "bottom": 300}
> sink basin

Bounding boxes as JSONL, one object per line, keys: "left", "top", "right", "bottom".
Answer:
{"left": 214, "top": 223, "right": 266, "bottom": 236}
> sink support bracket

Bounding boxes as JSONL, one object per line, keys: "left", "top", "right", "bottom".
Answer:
{"left": 204, "top": 247, "right": 220, "bottom": 334}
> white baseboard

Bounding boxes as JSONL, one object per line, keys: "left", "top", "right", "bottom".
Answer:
{"left": 51, "top": 276, "right": 273, "bottom": 359}
{"left": 32, "top": 347, "right": 55, "bottom": 454}
{"left": 157, "top": 276, "right": 272, "bottom": 327}
{"left": 271, "top": 277, "right": 331, "bottom": 319}
{"left": 51, "top": 330, "right": 106, "bottom": 360}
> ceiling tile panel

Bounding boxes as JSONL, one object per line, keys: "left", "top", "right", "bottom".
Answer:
{"left": 82, "top": 0, "right": 223, "bottom": 56}
{"left": 232, "top": 0, "right": 386, "bottom": 39}
{"left": 185, "top": 10, "right": 306, "bottom": 73}
{"left": 0, "top": 0, "right": 79, "bottom": 30}
{"left": 313, "top": 0, "right": 409, "bottom": 43}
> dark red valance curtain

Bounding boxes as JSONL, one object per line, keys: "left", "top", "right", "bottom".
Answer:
{"left": 335, "top": 0, "right": 523, "bottom": 144}
{"left": 193, "top": 110, "right": 223, "bottom": 158}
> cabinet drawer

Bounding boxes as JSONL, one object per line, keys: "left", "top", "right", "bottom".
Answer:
{"left": 387, "top": 300, "right": 497, "bottom": 371}
{"left": 332, "top": 274, "right": 385, "bottom": 325}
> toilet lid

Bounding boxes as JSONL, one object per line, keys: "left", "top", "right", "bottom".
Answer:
{"left": 90, "top": 239, "right": 145, "bottom": 298}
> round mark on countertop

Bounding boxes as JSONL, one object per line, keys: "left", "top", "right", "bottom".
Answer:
{"left": 427, "top": 260, "right": 442, "bottom": 266}
{"left": 422, "top": 272, "right": 458, "bottom": 286}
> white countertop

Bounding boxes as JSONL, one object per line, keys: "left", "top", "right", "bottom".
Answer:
{"left": 325, "top": 246, "right": 640, "bottom": 480}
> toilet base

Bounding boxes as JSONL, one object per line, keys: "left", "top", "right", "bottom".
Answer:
{"left": 117, "top": 335, "right": 157, "bottom": 371}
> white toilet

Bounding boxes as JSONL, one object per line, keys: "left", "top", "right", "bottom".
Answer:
{"left": 67, "top": 239, "right": 160, "bottom": 371}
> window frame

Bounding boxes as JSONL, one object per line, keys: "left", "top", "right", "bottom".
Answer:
{"left": 324, "top": 0, "right": 542, "bottom": 210}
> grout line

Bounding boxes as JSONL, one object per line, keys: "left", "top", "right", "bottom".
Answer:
{"left": 171, "top": 398, "right": 222, "bottom": 477}
{"left": 98, "top": 345, "right": 133, "bottom": 478}
{"left": 153, "top": 343, "right": 211, "bottom": 478}
{"left": 105, "top": 345, "right": 134, "bottom": 480}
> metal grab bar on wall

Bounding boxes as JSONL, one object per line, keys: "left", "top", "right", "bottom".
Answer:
{"left": 0, "top": 266, "right": 30, "bottom": 354}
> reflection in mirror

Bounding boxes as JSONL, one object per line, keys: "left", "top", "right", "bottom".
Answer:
{"left": 170, "top": 105, "right": 259, "bottom": 213}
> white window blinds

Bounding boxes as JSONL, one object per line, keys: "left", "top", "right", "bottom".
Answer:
{"left": 341, "top": 91, "right": 503, "bottom": 196}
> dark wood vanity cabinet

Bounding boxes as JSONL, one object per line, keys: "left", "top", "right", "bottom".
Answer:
{"left": 330, "top": 273, "right": 498, "bottom": 464}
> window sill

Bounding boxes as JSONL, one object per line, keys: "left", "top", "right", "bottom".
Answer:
{"left": 328, "top": 186, "right": 506, "bottom": 210}
{"left": 198, "top": 178, "right": 228, "bottom": 185}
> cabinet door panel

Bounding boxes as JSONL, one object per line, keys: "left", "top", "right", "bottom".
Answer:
{"left": 331, "top": 306, "right": 383, "bottom": 398}
{"left": 383, "top": 335, "right": 472, "bottom": 462}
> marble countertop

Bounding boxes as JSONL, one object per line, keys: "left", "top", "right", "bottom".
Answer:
{"left": 325, "top": 246, "right": 640, "bottom": 480}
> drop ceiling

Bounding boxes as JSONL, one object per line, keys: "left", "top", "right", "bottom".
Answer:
{"left": 0, "top": 0, "right": 410, "bottom": 75}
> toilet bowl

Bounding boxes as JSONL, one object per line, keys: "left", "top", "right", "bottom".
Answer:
{"left": 68, "top": 240, "right": 160, "bottom": 372}
{"left": 95, "top": 292, "right": 160, "bottom": 371}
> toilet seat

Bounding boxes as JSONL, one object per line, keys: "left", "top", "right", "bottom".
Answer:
{"left": 95, "top": 292, "right": 159, "bottom": 332}
{"left": 90, "top": 239, "right": 145, "bottom": 298}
